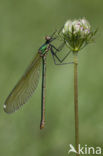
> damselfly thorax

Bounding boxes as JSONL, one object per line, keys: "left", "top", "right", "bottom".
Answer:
{"left": 38, "top": 36, "right": 52, "bottom": 57}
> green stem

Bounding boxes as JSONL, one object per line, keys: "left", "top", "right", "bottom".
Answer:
{"left": 74, "top": 52, "right": 79, "bottom": 156}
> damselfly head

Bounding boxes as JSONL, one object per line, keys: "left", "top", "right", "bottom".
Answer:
{"left": 45, "top": 36, "right": 51, "bottom": 41}
{"left": 45, "top": 35, "right": 56, "bottom": 43}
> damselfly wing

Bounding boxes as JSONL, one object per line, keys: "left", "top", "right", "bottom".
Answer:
{"left": 4, "top": 53, "right": 41, "bottom": 113}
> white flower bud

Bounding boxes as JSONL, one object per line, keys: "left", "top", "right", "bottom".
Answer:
{"left": 62, "top": 18, "right": 96, "bottom": 51}
{"left": 62, "top": 20, "right": 72, "bottom": 34}
{"left": 63, "top": 18, "right": 91, "bottom": 36}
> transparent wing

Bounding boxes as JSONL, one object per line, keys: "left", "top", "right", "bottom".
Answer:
{"left": 4, "top": 53, "right": 42, "bottom": 113}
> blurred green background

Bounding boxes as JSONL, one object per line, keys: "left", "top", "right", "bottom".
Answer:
{"left": 0, "top": 0, "right": 103, "bottom": 156}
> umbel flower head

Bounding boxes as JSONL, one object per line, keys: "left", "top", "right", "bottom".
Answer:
{"left": 62, "top": 18, "right": 97, "bottom": 52}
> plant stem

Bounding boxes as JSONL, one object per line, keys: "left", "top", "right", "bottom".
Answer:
{"left": 74, "top": 52, "right": 79, "bottom": 156}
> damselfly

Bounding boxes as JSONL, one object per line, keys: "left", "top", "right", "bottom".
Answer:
{"left": 4, "top": 31, "right": 72, "bottom": 129}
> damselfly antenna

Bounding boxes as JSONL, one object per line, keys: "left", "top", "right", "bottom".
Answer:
{"left": 50, "top": 29, "right": 57, "bottom": 38}
{"left": 57, "top": 26, "right": 64, "bottom": 35}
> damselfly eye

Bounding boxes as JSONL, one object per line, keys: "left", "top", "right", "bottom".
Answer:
{"left": 45, "top": 36, "right": 51, "bottom": 41}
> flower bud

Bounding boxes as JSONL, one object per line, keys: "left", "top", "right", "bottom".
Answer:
{"left": 62, "top": 18, "right": 96, "bottom": 52}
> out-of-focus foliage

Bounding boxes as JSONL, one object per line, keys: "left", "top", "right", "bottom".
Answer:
{"left": 0, "top": 0, "right": 103, "bottom": 156}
